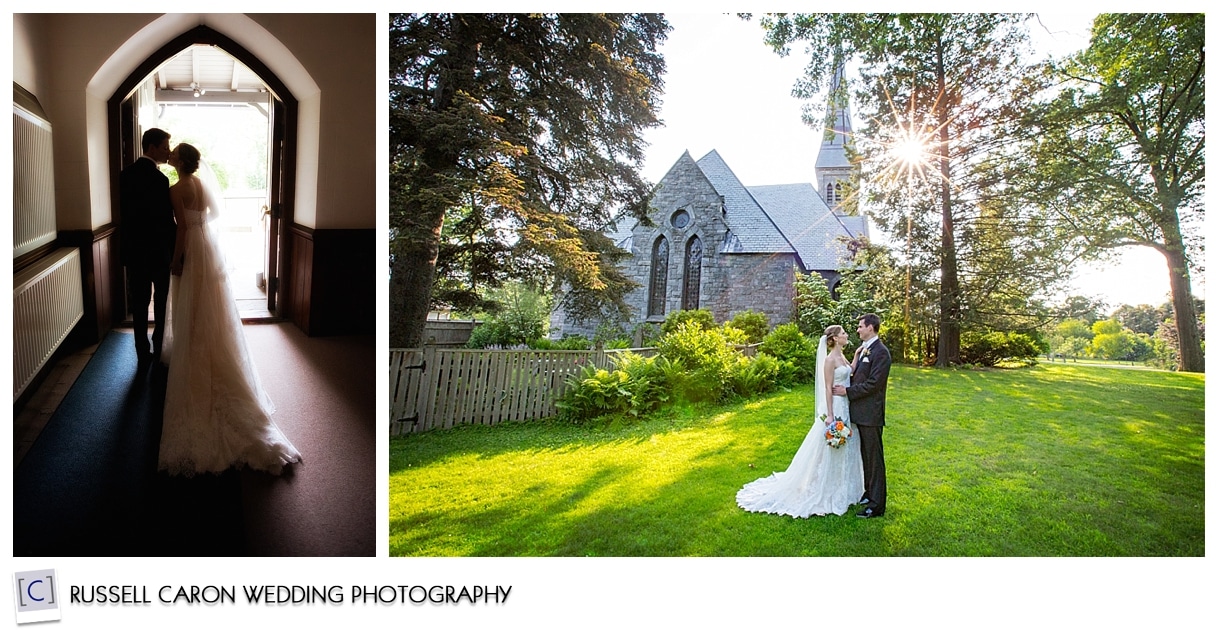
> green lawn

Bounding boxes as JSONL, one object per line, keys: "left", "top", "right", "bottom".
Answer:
{"left": 389, "top": 363, "right": 1204, "bottom": 556}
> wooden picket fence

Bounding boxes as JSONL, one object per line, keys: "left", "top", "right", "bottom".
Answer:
{"left": 388, "top": 347, "right": 626, "bottom": 435}
{"left": 389, "top": 343, "right": 757, "bottom": 436}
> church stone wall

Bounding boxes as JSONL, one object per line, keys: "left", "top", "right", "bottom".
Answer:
{"left": 550, "top": 154, "right": 798, "bottom": 340}
{"left": 722, "top": 253, "right": 796, "bottom": 327}
{"left": 623, "top": 154, "right": 728, "bottom": 326}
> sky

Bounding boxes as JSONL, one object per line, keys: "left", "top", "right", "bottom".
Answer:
{"left": 639, "top": 13, "right": 1200, "bottom": 312}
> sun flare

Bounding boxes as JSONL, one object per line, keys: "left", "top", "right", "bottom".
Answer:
{"left": 895, "top": 135, "right": 929, "bottom": 167}
{"left": 855, "top": 81, "right": 951, "bottom": 190}
{"left": 880, "top": 123, "right": 938, "bottom": 185}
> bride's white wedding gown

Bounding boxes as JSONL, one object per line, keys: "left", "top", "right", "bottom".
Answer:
{"left": 736, "top": 364, "right": 864, "bottom": 517}
{"left": 158, "top": 194, "right": 302, "bottom": 476}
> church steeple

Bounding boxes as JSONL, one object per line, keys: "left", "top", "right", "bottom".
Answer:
{"left": 815, "top": 56, "right": 855, "bottom": 213}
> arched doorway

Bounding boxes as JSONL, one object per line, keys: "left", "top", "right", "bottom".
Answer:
{"left": 108, "top": 25, "right": 297, "bottom": 323}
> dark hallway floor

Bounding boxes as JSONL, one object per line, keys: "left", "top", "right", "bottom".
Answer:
{"left": 13, "top": 323, "right": 375, "bottom": 557}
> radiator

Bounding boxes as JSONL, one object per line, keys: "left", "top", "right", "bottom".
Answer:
{"left": 13, "top": 104, "right": 57, "bottom": 258}
{"left": 13, "top": 247, "right": 84, "bottom": 401}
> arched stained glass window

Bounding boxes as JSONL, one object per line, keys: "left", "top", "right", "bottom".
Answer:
{"left": 648, "top": 236, "right": 669, "bottom": 317}
{"left": 682, "top": 236, "right": 702, "bottom": 311}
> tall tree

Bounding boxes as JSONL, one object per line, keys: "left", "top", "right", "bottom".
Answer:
{"left": 1057, "top": 294, "right": 1109, "bottom": 325}
{"left": 1021, "top": 14, "right": 1204, "bottom": 372}
{"left": 389, "top": 14, "right": 669, "bottom": 347}
{"left": 1112, "top": 303, "right": 1166, "bottom": 337}
{"left": 758, "top": 13, "right": 1053, "bottom": 366}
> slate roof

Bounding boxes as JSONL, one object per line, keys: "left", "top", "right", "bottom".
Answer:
{"left": 698, "top": 150, "right": 866, "bottom": 272}
{"left": 746, "top": 183, "right": 867, "bottom": 271}
{"left": 613, "top": 149, "right": 866, "bottom": 272}
{"left": 694, "top": 150, "right": 794, "bottom": 254}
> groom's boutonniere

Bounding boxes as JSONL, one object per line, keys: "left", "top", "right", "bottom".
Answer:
{"left": 861, "top": 347, "right": 871, "bottom": 359}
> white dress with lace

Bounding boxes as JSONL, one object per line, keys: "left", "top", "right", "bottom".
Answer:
{"left": 159, "top": 196, "right": 301, "bottom": 476}
{"left": 736, "top": 364, "right": 864, "bottom": 517}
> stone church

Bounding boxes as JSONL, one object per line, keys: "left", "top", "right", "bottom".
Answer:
{"left": 550, "top": 65, "right": 866, "bottom": 339}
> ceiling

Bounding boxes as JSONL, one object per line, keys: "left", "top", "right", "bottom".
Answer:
{"left": 153, "top": 44, "right": 270, "bottom": 104}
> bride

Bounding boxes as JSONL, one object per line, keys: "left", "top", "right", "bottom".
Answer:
{"left": 736, "top": 324, "right": 863, "bottom": 516}
{"left": 158, "top": 142, "right": 302, "bottom": 476}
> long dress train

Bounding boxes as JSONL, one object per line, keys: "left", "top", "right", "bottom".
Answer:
{"left": 736, "top": 364, "right": 863, "bottom": 517}
{"left": 158, "top": 199, "right": 301, "bottom": 476}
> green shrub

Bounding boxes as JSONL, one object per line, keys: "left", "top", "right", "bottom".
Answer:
{"left": 728, "top": 310, "right": 770, "bottom": 343}
{"left": 466, "top": 321, "right": 517, "bottom": 348}
{"left": 793, "top": 271, "right": 880, "bottom": 345}
{"left": 656, "top": 322, "right": 737, "bottom": 402}
{"left": 529, "top": 335, "right": 592, "bottom": 350}
{"left": 528, "top": 337, "right": 556, "bottom": 350}
{"left": 556, "top": 366, "right": 630, "bottom": 421}
{"left": 721, "top": 324, "right": 750, "bottom": 345}
{"left": 555, "top": 352, "right": 670, "bottom": 422}
{"left": 652, "top": 355, "right": 688, "bottom": 400}
{"left": 773, "top": 358, "right": 803, "bottom": 388}
{"left": 661, "top": 309, "right": 716, "bottom": 335}
{"left": 562, "top": 336, "right": 593, "bottom": 350}
{"left": 960, "top": 331, "right": 1042, "bottom": 366}
{"left": 465, "top": 282, "right": 550, "bottom": 347}
{"left": 758, "top": 323, "right": 816, "bottom": 383}
{"left": 729, "top": 353, "right": 781, "bottom": 399}
{"left": 613, "top": 352, "right": 670, "bottom": 415}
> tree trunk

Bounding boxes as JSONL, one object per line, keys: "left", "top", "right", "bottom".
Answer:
{"left": 1161, "top": 225, "right": 1204, "bottom": 372}
{"left": 390, "top": 232, "right": 441, "bottom": 349}
{"left": 936, "top": 171, "right": 961, "bottom": 367}
{"left": 388, "top": 14, "right": 478, "bottom": 348}
{"left": 389, "top": 243, "right": 438, "bottom": 348}
{"left": 934, "top": 41, "right": 961, "bottom": 367}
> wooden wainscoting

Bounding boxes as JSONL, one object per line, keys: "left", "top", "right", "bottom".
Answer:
{"left": 58, "top": 225, "right": 117, "bottom": 346}
{"left": 288, "top": 224, "right": 314, "bottom": 333}
{"left": 287, "top": 224, "right": 374, "bottom": 337}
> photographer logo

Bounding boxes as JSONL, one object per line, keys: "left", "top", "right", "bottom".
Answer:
{"left": 13, "top": 570, "right": 60, "bottom": 624}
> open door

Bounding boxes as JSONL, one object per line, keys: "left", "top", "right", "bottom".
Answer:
{"left": 109, "top": 26, "right": 297, "bottom": 324}
{"left": 264, "top": 97, "right": 286, "bottom": 314}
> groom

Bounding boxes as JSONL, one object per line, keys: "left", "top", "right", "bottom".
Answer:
{"left": 833, "top": 313, "right": 891, "bottom": 518}
{"left": 119, "top": 128, "right": 177, "bottom": 367}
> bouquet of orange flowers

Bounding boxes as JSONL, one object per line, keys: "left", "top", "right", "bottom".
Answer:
{"left": 820, "top": 414, "right": 852, "bottom": 449}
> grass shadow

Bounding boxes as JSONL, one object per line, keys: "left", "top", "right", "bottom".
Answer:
{"left": 390, "top": 364, "right": 1204, "bottom": 556}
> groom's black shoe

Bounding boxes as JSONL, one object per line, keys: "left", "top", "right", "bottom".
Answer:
{"left": 856, "top": 496, "right": 870, "bottom": 506}
{"left": 856, "top": 507, "right": 883, "bottom": 519}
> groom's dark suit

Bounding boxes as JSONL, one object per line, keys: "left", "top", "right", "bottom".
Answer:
{"left": 120, "top": 156, "right": 176, "bottom": 360}
{"left": 845, "top": 337, "right": 891, "bottom": 515}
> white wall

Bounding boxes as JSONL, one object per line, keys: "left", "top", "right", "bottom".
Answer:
{"left": 248, "top": 14, "right": 375, "bottom": 230}
{"left": 12, "top": 14, "right": 48, "bottom": 105}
